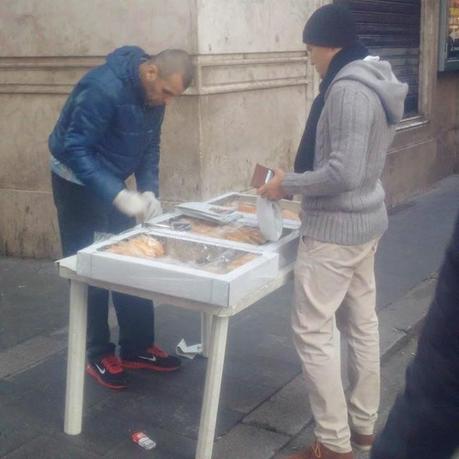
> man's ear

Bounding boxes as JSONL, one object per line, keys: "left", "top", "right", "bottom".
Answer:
{"left": 146, "top": 63, "right": 159, "bottom": 81}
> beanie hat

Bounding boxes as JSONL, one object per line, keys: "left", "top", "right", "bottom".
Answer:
{"left": 303, "top": 4, "right": 357, "bottom": 48}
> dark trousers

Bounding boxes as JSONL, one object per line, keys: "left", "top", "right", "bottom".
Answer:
{"left": 52, "top": 172, "right": 155, "bottom": 360}
{"left": 371, "top": 213, "right": 459, "bottom": 459}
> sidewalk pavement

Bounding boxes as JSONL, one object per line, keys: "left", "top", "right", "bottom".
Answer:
{"left": 0, "top": 175, "right": 458, "bottom": 459}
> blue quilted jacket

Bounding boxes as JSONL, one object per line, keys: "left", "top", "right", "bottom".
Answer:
{"left": 49, "top": 46, "right": 165, "bottom": 203}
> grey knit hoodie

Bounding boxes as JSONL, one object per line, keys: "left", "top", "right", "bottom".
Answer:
{"left": 282, "top": 58, "right": 408, "bottom": 245}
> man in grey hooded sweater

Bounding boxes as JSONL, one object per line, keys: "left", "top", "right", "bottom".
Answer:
{"left": 259, "top": 5, "right": 408, "bottom": 459}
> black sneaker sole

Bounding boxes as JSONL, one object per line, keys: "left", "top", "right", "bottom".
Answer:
{"left": 86, "top": 365, "right": 128, "bottom": 390}
{"left": 121, "top": 360, "right": 181, "bottom": 372}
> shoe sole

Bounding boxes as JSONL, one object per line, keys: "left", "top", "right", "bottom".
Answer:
{"left": 86, "top": 366, "right": 127, "bottom": 390}
{"left": 121, "top": 361, "right": 180, "bottom": 372}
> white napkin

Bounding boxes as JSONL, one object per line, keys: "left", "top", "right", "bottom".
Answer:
{"left": 176, "top": 339, "right": 203, "bottom": 360}
{"left": 256, "top": 196, "right": 283, "bottom": 242}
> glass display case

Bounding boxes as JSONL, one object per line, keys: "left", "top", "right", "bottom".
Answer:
{"left": 77, "top": 228, "right": 279, "bottom": 307}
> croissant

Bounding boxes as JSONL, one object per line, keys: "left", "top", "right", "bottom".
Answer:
{"left": 107, "top": 235, "right": 165, "bottom": 259}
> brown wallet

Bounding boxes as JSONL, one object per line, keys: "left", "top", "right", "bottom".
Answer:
{"left": 250, "top": 163, "right": 274, "bottom": 188}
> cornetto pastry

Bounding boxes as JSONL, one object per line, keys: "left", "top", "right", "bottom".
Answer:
{"left": 236, "top": 201, "right": 256, "bottom": 214}
{"left": 164, "top": 214, "right": 272, "bottom": 245}
{"left": 189, "top": 220, "right": 220, "bottom": 236}
{"left": 223, "top": 226, "right": 266, "bottom": 245}
{"left": 106, "top": 235, "right": 165, "bottom": 259}
{"left": 234, "top": 200, "right": 299, "bottom": 221}
{"left": 185, "top": 218, "right": 266, "bottom": 245}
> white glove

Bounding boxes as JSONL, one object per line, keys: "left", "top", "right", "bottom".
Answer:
{"left": 113, "top": 189, "right": 147, "bottom": 220}
{"left": 142, "top": 191, "right": 163, "bottom": 221}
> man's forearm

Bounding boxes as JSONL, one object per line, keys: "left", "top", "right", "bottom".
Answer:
{"left": 282, "top": 158, "right": 363, "bottom": 197}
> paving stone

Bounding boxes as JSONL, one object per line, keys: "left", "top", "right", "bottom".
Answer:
{"left": 0, "top": 336, "right": 67, "bottom": 379}
{"left": 243, "top": 374, "right": 311, "bottom": 436}
{"left": 273, "top": 423, "right": 315, "bottom": 459}
{"left": 378, "top": 277, "right": 434, "bottom": 358}
{"left": 3, "top": 435, "right": 101, "bottom": 459}
{"left": 223, "top": 357, "right": 300, "bottom": 395}
{"left": 90, "top": 383, "right": 243, "bottom": 441}
{"left": 2, "top": 387, "right": 66, "bottom": 431}
{"left": 147, "top": 357, "right": 285, "bottom": 415}
{"left": 0, "top": 392, "right": 56, "bottom": 438}
{"left": 376, "top": 338, "right": 418, "bottom": 433}
{"left": 6, "top": 351, "right": 67, "bottom": 390}
{"left": 0, "top": 258, "right": 68, "bottom": 351}
{"left": 219, "top": 375, "right": 281, "bottom": 414}
{"left": 0, "top": 380, "right": 29, "bottom": 408}
{"left": 52, "top": 407, "right": 135, "bottom": 455}
{"left": 376, "top": 175, "right": 459, "bottom": 309}
{"left": 213, "top": 424, "right": 290, "bottom": 459}
{"left": 103, "top": 427, "right": 196, "bottom": 459}
{"left": 0, "top": 424, "right": 42, "bottom": 457}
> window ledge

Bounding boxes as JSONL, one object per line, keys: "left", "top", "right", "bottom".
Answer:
{"left": 396, "top": 115, "right": 430, "bottom": 132}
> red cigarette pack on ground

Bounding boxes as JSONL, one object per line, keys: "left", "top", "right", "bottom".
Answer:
{"left": 131, "top": 431, "right": 156, "bottom": 450}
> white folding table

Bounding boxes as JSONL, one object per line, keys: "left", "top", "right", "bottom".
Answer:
{"left": 58, "top": 255, "right": 293, "bottom": 459}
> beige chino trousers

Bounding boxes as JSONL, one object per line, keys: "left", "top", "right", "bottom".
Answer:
{"left": 292, "top": 236, "right": 380, "bottom": 453}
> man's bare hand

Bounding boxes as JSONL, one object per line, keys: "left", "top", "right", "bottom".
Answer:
{"left": 257, "top": 168, "right": 287, "bottom": 201}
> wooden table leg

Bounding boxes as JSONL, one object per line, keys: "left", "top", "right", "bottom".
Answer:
{"left": 200, "top": 312, "right": 213, "bottom": 358}
{"left": 195, "top": 315, "right": 229, "bottom": 459}
{"left": 64, "top": 280, "right": 88, "bottom": 435}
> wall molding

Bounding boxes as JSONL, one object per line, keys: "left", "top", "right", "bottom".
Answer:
{"left": 191, "top": 53, "right": 308, "bottom": 94}
{"left": 0, "top": 56, "right": 102, "bottom": 95}
{"left": 0, "top": 52, "right": 309, "bottom": 96}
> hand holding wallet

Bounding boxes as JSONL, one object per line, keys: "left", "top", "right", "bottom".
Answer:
{"left": 250, "top": 163, "right": 274, "bottom": 188}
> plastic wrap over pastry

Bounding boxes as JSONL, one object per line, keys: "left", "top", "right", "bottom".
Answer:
{"left": 103, "top": 234, "right": 257, "bottom": 275}
{"left": 227, "top": 200, "right": 299, "bottom": 221}
{"left": 153, "top": 216, "right": 268, "bottom": 246}
{"left": 106, "top": 234, "right": 165, "bottom": 259}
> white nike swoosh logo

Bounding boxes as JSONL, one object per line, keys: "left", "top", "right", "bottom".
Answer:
{"left": 139, "top": 356, "right": 157, "bottom": 362}
{"left": 95, "top": 364, "right": 106, "bottom": 374}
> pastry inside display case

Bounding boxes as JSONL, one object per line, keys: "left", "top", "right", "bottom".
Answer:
{"left": 77, "top": 228, "right": 280, "bottom": 307}
{"left": 103, "top": 233, "right": 257, "bottom": 275}
{"left": 232, "top": 200, "right": 299, "bottom": 221}
{"left": 207, "top": 193, "right": 301, "bottom": 222}
{"left": 107, "top": 234, "right": 165, "bottom": 258}
{"left": 151, "top": 215, "right": 295, "bottom": 246}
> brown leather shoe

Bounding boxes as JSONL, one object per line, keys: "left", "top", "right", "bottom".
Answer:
{"left": 284, "top": 441, "right": 354, "bottom": 459}
{"left": 350, "top": 431, "right": 374, "bottom": 452}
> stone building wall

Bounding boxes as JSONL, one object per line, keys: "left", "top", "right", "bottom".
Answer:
{"left": 0, "top": 0, "right": 457, "bottom": 258}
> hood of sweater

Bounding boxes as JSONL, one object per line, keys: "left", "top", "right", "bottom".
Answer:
{"left": 328, "top": 57, "right": 409, "bottom": 125}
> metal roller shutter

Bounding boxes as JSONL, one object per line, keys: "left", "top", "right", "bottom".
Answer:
{"left": 335, "top": 0, "right": 421, "bottom": 115}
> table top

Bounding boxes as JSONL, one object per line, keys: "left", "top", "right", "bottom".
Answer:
{"left": 58, "top": 255, "right": 294, "bottom": 317}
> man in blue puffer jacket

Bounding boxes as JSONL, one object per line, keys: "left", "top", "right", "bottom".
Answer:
{"left": 49, "top": 46, "right": 193, "bottom": 390}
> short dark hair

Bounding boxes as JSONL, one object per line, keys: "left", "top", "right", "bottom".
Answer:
{"left": 150, "top": 49, "right": 194, "bottom": 89}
